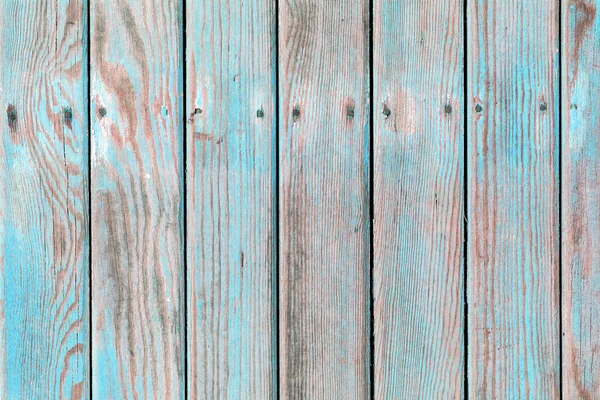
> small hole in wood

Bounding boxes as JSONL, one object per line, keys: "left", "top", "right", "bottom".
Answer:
{"left": 444, "top": 104, "right": 452, "bottom": 114}
{"left": 257, "top": 108, "right": 265, "bottom": 119}
{"left": 475, "top": 104, "right": 483, "bottom": 113}
{"left": 98, "top": 107, "right": 107, "bottom": 118}
{"left": 540, "top": 102, "right": 547, "bottom": 112}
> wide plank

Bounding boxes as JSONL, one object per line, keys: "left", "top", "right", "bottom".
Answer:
{"left": 278, "top": 0, "right": 371, "bottom": 398}
{"left": 90, "top": 0, "right": 184, "bottom": 398}
{"left": 186, "top": 0, "right": 277, "bottom": 398}
{"left": 0, "top": 0, "right": 90, "bottom": 398}
{"left": 467, "top": 0, "right": 560, "bottom": 397}
{"left": 562, "top": 0, "right": 600, "bottom": 398}
{"left": 373, "top": 0, "right": 464, "bottom": 398}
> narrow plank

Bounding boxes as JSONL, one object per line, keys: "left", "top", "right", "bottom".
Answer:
{"left": 562, "top": 1, "right": 600, "bottom": 398}
{"left": 186, "top": 0, "right": 277, "bottom": 397}
{"left": 373, "top": 0, "right": 464, "bottom": 398}
{"left": 90, "top": 0, "right": 184, "bottom": 398}
{"left": 278, "top": 1, "right": 370, "bottom": 398}
{"left": 467, "top": 0, "right": 560, "bottom": 398}
{"left": 0, "top": 0, "right": 89, "bottom": 398}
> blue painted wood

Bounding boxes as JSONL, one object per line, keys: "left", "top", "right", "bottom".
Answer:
{"left": 467, "top": 0, "right": 560, "bottom": 397}
{"left": 373, "top": 0, "right": 465, "bottom": 397}
{"left": 186, "top": 0, "right": 277, "bottom": 398}
{"left": 0, "top": 0, "right": 90, "bottom": 398}
{"left": 90, "top": 0, "right": 184, "bottom": 398}
{"left": 278, "top": 0, "right": 371, "bottom": 398}
{"left": 562, "top": 1, "right": 600, "bottom": 398}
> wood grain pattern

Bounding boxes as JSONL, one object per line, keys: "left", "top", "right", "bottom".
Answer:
{"left": 562, "top": 1, "right": 600, "bottom": 398}
{"left": 373, "top": 0, "right": 464, "bottom": 398}
{"left": 90, "top": 0, "right": 184, "bottom": 398}
{"left": 186, "top": 0, "right": 277, "bottom": 398}
{"left": 467, "top": 0, "right": 561, "bottom": 398}
{"left": 278, "top": 0, "right": 370, "bottom": 398}
{"left": 0, "top": 0, "right": 90, "bottom": 398}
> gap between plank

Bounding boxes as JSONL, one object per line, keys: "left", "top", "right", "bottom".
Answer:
{"left": 463, "top": 0, "right": 469, "bottom": 398}
{"left": 182, "top": 0, "right": 188, "bottom": 398}
{"left": 368, "top": 0, "right": 375, "bottom": 397}
{"left": 274, "top": 0, "right": 281, "bottom": 396}
{"left": 86, "top": 0, "right": 92, "bottom": 397}
{"left": 558, "top": 0, "right": 563, "bottom": 398}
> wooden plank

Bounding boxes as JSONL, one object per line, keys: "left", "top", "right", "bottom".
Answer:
{"left": 278, "top": 1, "right": 370, "bottom": 398}
{"left": 90, "top": 0, "right": 184, "bottom": 398}
{"left": 0, "top": 0, "right": 89, "bottom": 398}
{"left": 467, "top": 0, "right": 560, "bottom": 398}
{"left": 186, "top": 0, "right": 276, "bottom": 398}
{"left": 373, "top": 0, "right": 464, "bottom": 398}
{"left": 562, "top": 1, "right": 600, "bottom": 398}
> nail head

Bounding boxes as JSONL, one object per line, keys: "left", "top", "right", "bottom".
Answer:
{"left": 6, "top": 106, "right": 17, "bottom": 122}
{"left": 63, "top": 106, "right": 73, "bottom": 119}
{"left": 347, "top": 106, "right": 355, "bottom": 119}
{"left": 292, "top": 107, "right": 301, "bottom": 121}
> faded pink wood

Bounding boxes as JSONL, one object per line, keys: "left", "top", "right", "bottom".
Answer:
{"left": 467, "top": 0, "right": 560, "bottom": 398}
{"left": 562, "top": 0, "right": 600, "bottom": 398}
{"left": 278, "top": 0, "right": 371, "bottom": 398}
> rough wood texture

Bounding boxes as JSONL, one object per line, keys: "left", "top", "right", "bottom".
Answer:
{"left": 0, "top": 0, "right": 90, "bottom": 398}
{"left": 373, "top": 0, "right": 464, "bottom": 398}
{"left": 90, "top": 0, "right": 184, "bottom": 398}
{"left": 562, "top": 1, "right": 600, "bottom": 398}
{"left": 467, "top": 0, "right": 560, "bottom": 398}
{"left": 278, "top": 0, "right": 370, "bottom": 398}
{"left": 186, "top": 0, "right": 277, "bottom": 398}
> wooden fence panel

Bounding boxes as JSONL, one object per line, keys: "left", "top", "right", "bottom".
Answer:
{"left": 186, "top": 0, "right": 277, "bottom": 398}
{"left": 90, "top": 0, "right": 184, "bottom": 398}
{"left": 0, "top": 0, "right": 90, "bottom": 398}
{"left": 373, "top": 0, "right": 465, "bottom": 398}
{"left": 467, "top": 0, "right": 561, "bottom": 397}
{"left": 562, "top": 0, "right": 600, "bottom": 398}
{"left": 278, "top": 0, "right": 371, "bottom": 398}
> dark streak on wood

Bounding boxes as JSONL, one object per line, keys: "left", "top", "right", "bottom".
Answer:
{"left": 569, "top": 0, "right": 597, "bottom": 88}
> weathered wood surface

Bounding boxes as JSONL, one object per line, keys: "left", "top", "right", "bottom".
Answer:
{"left": 278, "top": 0, "right": 371, "bottom": 398}
{"left": 467, "top": 0, "right": 561, "bottom": 398}
{"left": 373, "top": 0, "right": 464, "bottom": 398}
{"left": 0, "top": 0, "right": 90, "bottom": 398}
{"left": 7, "top": 0, "right": 600, "bottom": 397}
{"left": 186, "top": 0, "right": 277, "bottom": 398}
{"left": 562, "top": 0, "right": 600, "bottom": 398}
{"left": 90, "top": 0, "right": 184, "bottom": 398}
